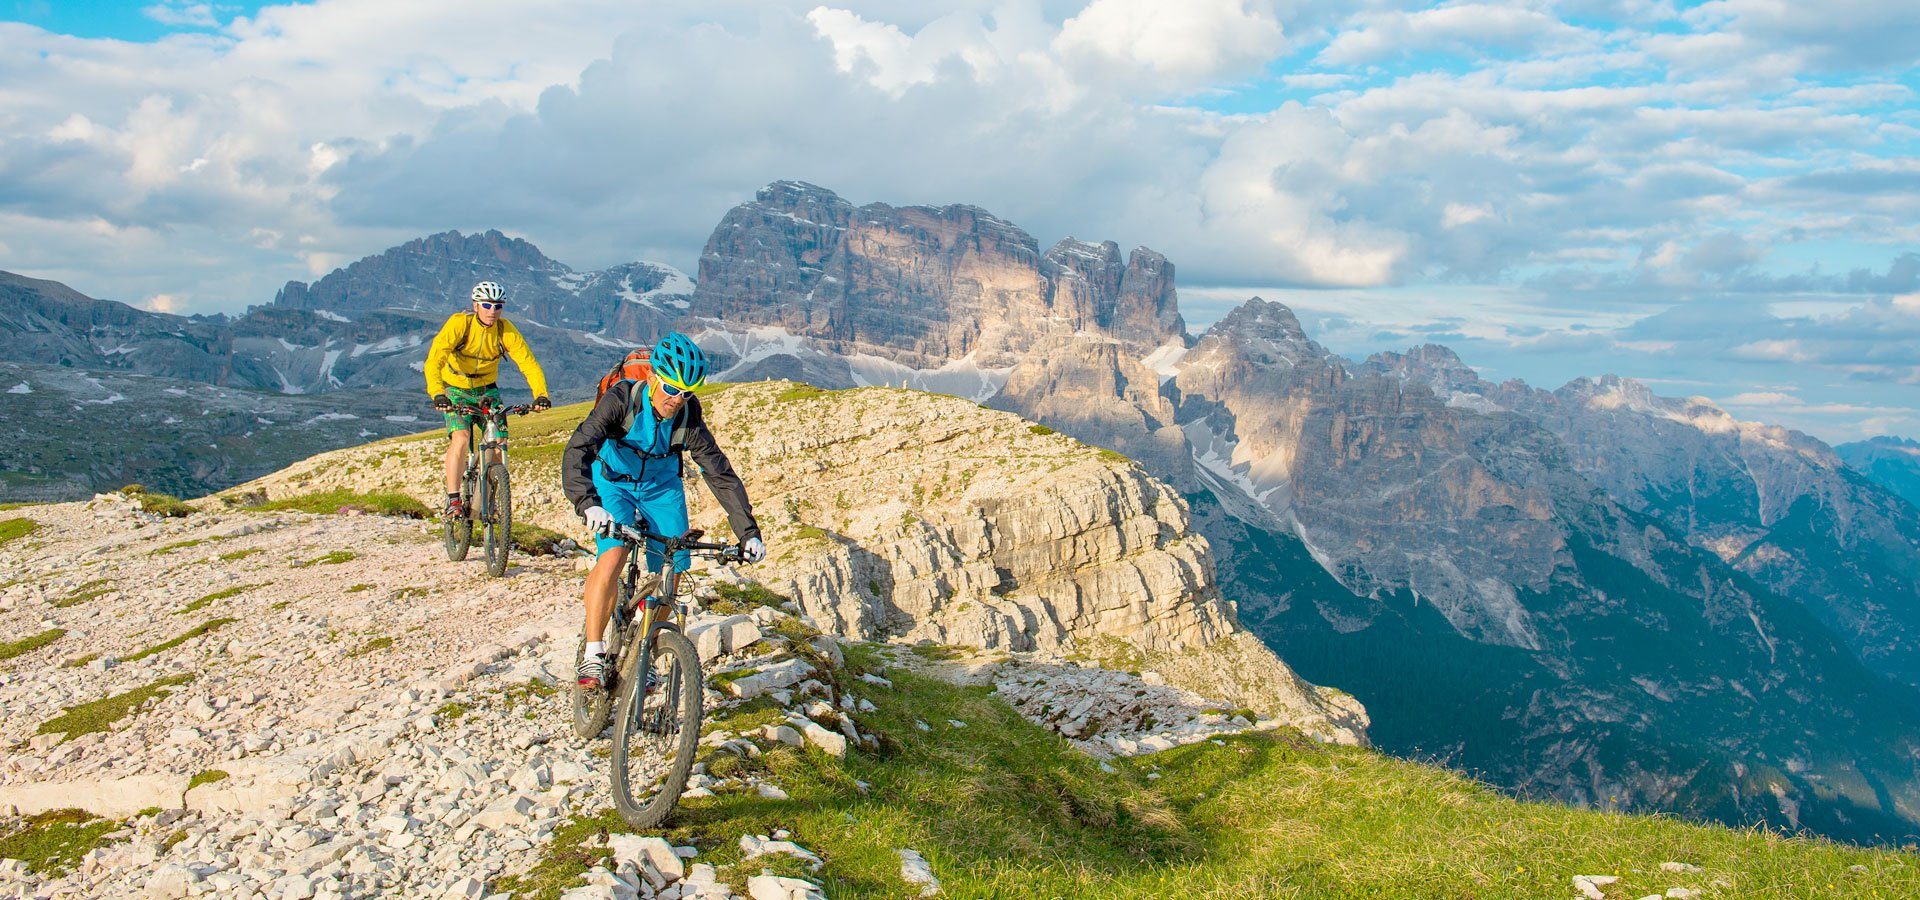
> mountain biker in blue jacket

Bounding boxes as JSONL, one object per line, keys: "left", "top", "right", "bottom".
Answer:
{"left": 560, "top": 332, "right": 764, "bottom": 690}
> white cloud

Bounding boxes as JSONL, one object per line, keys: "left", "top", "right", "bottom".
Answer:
{"left": 142, "top": 2, "right": 222, "bottom": 29}
{"left": 1724, "top": 391, "right": 1798, "bottom": 406}
{"left": 1053, "top": 0, "right": 1285, "bottom": 83}
{"left": 1685, "top": 0, "right": 1920, "bottom": 68}
{"left": 1317, "top": 3, "right": 1594, "bottom": 66}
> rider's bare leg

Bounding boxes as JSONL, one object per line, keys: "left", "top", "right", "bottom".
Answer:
{"left": 584, "top": 546, "right": 629, "bottom": 643}
{"left": 444, "top": 429, "right": 469, "bottom": 494}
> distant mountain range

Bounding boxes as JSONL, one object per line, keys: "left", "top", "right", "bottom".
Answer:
{"left": 0, "top": 232, "right": 689, "bottom": 399}
{"left": 1840, "top": 437, "right": 1920, "bottom": 510}
{"left": 4, "top": 181, "right": 1918, "bottom": 844}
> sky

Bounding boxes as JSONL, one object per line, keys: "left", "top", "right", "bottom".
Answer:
{"left": 1, "top": 0, "right": 1916, "bottom": 443}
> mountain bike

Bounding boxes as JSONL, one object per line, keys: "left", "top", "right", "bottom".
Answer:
{"left": 441, "top": 402, "right": 533, "bottom": 577}
{"left": 572, "top": 524, "right": 744, "bottom": 828}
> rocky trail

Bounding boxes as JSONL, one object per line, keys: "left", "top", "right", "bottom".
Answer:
{"left": 0, "top": 492, "right": 1321, "bottom": 899}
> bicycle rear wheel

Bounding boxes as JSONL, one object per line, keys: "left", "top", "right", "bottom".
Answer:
{"left": 483, "top": 461, "right": 511, "bottom": 577}
{"left": 572, "top": 618, "right": 621, "bottom": 739}
{"left": 443, "top": 466, "right": 476, "bottom": 561}
{"left": 610, "top": 627, "right": 703, "bottom": 829}
{"left": 570, "top": 574, "right": 654, "bottom": 740}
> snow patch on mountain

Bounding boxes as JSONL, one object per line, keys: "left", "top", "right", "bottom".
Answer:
{"left": 1141, "top": 342, "right": 1188, "bottom": 383}
{"left": 846, "top": 351, "right": 1012, "bottom": 403}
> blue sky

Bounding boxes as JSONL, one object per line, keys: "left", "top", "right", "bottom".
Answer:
{"left": 7, "top": 1, "right": 269, "bottom": 40}
{"left": 0, "top": 0, "right": 1915, "bottom": 442}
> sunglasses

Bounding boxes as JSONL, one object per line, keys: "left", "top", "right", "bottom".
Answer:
{"left": 474, "top": 301, "right": 505, "bottom": 311}
{"left": 658, "top": 380, "right": 692, "bottom": 397}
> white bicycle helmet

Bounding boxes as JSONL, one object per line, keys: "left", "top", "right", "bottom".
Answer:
{"left": 471, "top": 281, "right": 505, "bottom": 303}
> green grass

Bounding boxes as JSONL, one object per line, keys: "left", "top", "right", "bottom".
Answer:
{"left": 1097, "top": 448, "right": 1128, "bottom": 464}
{"left": 247, "top": 489, "right": 430, "bottom": 519}
{"left": 795, "top": 524, "right": 829, "bottom": 542}
{"left": 217, "top": 547, "right": 264, "bottom": 562}
{"left": 0, "top": 516, "right": 40, "bottom": 547}
{"left": 1028, "top": 424, "right": 1056, "bottom": 436}
{"left": 122, "top": 618, "right": 237, "bottom": 664}
{"left": 708, "top": 581, "right": 793, "bottom": 615}
{"left": 37, "top": 674, "right": 194, "bottom": 743}
{"left": 501, "top": 658, "right": 1920, "bottom": 900}
{"left": 511, "top": 521, "right": 571, "bottom": 556}
{"left": 436, "top": 701, "right": 470, "bottom": 721}
{"left": 346, "top": 583, "right": 374, "bottom": 593}
{"left": 148, "top": 538, "right": 208, "bottom": 556}
{"left": 119, "top": 484, "right": 195, "bottom": 517}
{"left": 292, "top": 550, "right": 357, "bottom": 568}
{"left": 187, "top": 769, "right": 230, "bottom": 790}
{"left": 0, "top": 628, "right": 64, "bottom": 662}
{"left": 51, "top": 578, "right": 112, "bottom": 608}
{"left": 775, "top": 383, "right": 827, "bottom": 404}
{"left": 179, "top": 584, "right": 256, "bottom": 614}
{"left": 62, "top": 653, "right": 97, "bottom": 669}
{"left": 0, "top": 501, "right": 41, "bottom": 511}
{"left": 349, "top": 636, "right": 394, "bottom": 657}
{"left": 0, "top": 810, "right": 123, "bottom": 877}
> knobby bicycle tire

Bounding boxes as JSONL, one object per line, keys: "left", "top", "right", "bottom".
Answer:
{"left": 610, "top": 627, "right": 703, "bottom": 829}
{"left": 483, "top": 461, "right": 511, "bottom": 577}
{"left": 570, "top": 574, "right": 654, "bottom": 740}
{"left": 572, "top": 620, "right": 620, "bottom": 740}
{"left": 443, "top": 466, "right": 477, "bottom": 561}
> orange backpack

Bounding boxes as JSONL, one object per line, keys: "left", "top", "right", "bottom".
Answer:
{"left": 596, "top": 348, "right": 653, "bottom": 402}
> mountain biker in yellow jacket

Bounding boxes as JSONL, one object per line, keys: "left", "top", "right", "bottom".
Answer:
{"left": 426, "top": 281, "right": 552, "bottom": 518}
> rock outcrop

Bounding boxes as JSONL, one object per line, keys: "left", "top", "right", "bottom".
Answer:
{"left": 688, "top": 182, "right": 1185, "bottom": 371}
{"left": 217, "top": 382, "right": 1362, "bottom": 734}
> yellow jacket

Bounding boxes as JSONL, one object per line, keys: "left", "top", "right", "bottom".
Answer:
{"left": 423, "top": 312, "right": 549, "bottom": 398}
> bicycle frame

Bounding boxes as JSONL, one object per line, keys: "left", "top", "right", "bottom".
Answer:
{"left": 451, "top": 403, "right": 527, "bottom": 521}
{"left": 609, "top": 525, "right": 741, "bottom": 669}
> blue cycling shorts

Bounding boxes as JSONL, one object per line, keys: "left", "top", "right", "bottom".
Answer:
{"left": 591, "top": 470, "right": 690, "bottom": 572}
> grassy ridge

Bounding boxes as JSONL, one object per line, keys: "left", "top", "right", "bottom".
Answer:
{"left": 506, "top": 653, "right": 1917, "bottom": 899}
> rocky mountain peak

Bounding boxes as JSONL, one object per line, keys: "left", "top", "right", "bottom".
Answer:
{"left": 272, "top": 229, "right": 568, "bottom": 315}
{"left": 1361, "top": 343, "right": 1488, "bottom": 396}
{"left": 747, "top": 180, "right": 858, "bottom": 231}
{"left": 1202, "top": 297, "right": 1324, "bottom": 367}
{"left": 1555, "top": 373, "right": 1664, "bottom": 413}
{"left": 692, "top": 182, "right": 1183, "bottom": 368}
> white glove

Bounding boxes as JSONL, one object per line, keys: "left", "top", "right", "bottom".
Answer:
{"left": 583, "top": 506, "right": 615, "bottom": 537}
{"left": 742, "top": 536, "right": 766, "bottom": 564}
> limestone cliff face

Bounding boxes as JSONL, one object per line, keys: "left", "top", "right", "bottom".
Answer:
{"left": 689, "top": 182, "right": 1185, "bottom": 369}
{"left": 990, "top": 332, "right": 1195, "bottom": 491}
{"left": 220, "top": 382, "right": 1366, "bottom": 742}
{"left": 1364, "top": 345, "right": 1920, "bottom": 691}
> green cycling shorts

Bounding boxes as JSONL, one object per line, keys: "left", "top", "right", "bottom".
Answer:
{"left": 443, "top": 384, "right": 506, "bottom": 437}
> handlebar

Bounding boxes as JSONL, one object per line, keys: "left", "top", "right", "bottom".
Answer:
{"left": 607, "top": 525, "right": 745, "bottom": 562}
{"left": 444, "top": 403, "right": 536, "bottom": 419}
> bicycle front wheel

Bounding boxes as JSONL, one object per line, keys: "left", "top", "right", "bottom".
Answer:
{"left": 482, "top": 461, "right": 511, "bottom": 577}
{"left": 610, "top": 627, "right": 703, "bottom": 829}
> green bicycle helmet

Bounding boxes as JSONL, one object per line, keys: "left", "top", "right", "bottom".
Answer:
{"left": 652, "top": 331, "right": 708, "bottom": 393}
